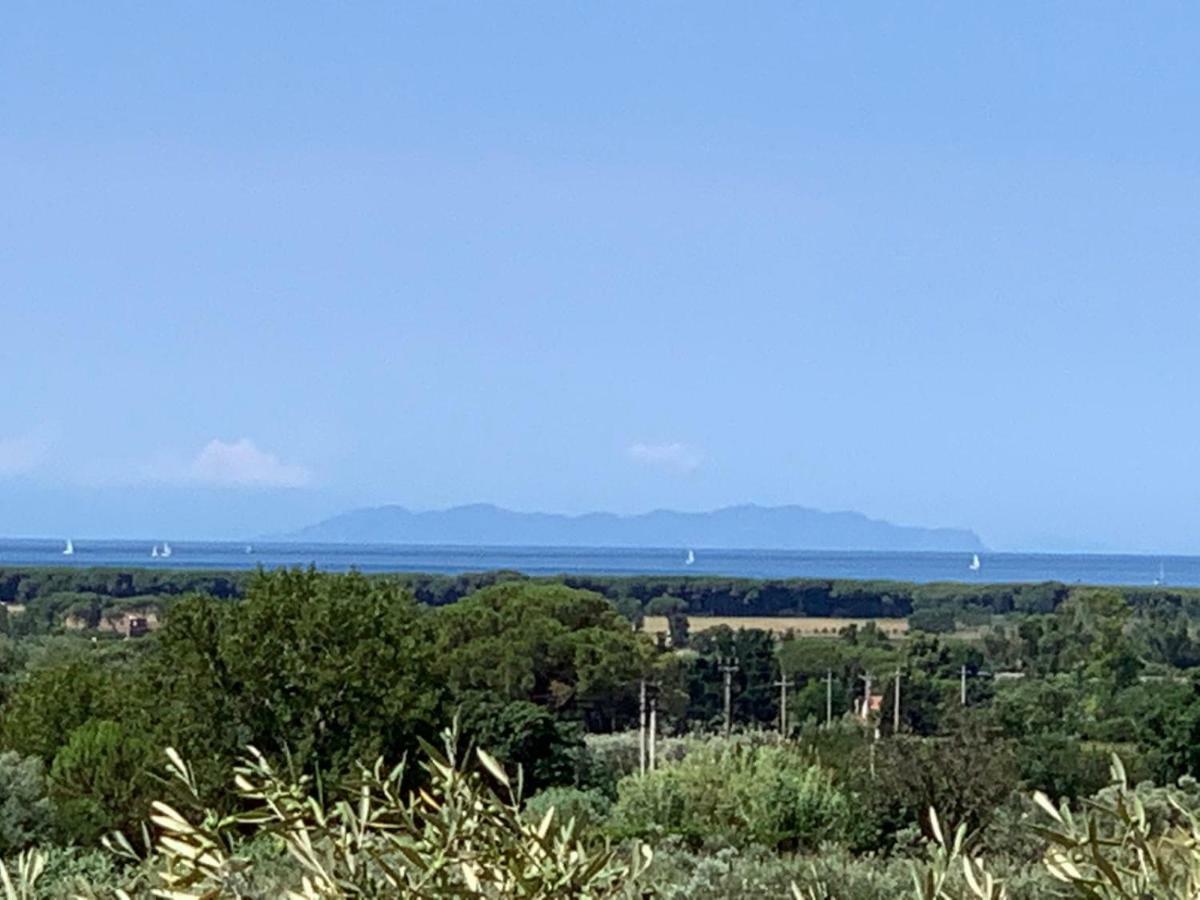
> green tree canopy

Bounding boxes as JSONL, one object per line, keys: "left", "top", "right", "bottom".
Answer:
{"left": 430, "top": 582, "right": 649, "bottom": 731}
{"left": 143, "top": 569, "right": 441, "bottom": 790}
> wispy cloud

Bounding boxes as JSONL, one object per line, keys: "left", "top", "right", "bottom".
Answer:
{"left": 188, "top": 438, "right": 312, "bottom": 488}
{"left": 627, "top": 441, "right": 703, "bottom": 474}
{"left": 0, "top": 429, "right": 50, "bottom": 477}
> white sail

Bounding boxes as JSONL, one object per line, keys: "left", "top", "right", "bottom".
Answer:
{"left": 161, "top": 542, "right": 173, "bottom": 558}
{"left": 685, "top": 549, "right": 695, "bottom": 565}
{"left": 968, "top": 553, "right": 981, "bottom": 571}
{"left": 63, "top": 539, "right": 74, "bottom": 556}
{"left": 151, "top": 545, "right": 159, "bottom": 558}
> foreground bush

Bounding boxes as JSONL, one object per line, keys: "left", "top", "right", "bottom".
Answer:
{"left": 642, "top": 843, "right": 919, "bottom": 900}
{"left": 609, "top": 740, "right": 854, "bottom": 851}
{"left": 524, "top": 786, "right": 613, "bottom": 836}
{"left": 894, "top": 755, "right": 1200, "bottom": 899}
{"left": 1031, "top": 756, "right": 1200, "bottom": 897}
{"left": 10, "top": 743, "right": 1200, "bottom": 898}
{"left": 0, "top": 751, "right": 51, "bottom": 855}
{"left": 88, "top": 727, "right": 651, "bottom": 899}
{"left": 49, "top": 720, "right": 151, "bottom": 845}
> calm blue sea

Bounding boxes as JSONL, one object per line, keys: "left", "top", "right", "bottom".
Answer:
{"left": 0, "top": 539, "right": 1192, "bottom": 587}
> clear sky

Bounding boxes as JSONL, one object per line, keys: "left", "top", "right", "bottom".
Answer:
{"left": 3, "top": 3, "right": 1200, "bottom": 551}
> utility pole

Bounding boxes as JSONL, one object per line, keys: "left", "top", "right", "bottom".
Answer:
{"left": 858, "top": 672, "right": 876, "bottom": 777}
{"left": 825, "top": 669, "right": 833, "bottom": 726}
{"left": 719, "top": 657, "right": 739, "bottom": 737}
{"left": 774, "top": 670, "right": 792, "bottom": 737}
{"left": 638, "top": 678, "right": 647, "bottom": 775}
{"left": 893, "top": 667, "right": 901, "bottom": 734}
{"left": 648, "top": 687, "right": 658, "bottom": 772}
{"left": 960, "top": 664, "right": 967, "bottom": 706}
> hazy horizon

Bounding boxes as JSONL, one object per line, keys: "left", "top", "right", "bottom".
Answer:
{"left": 0, "top": 491, "right": 1126, "bottom": 555}
{"left": 5, "top": 4, "right": 1200, "bottom": 553}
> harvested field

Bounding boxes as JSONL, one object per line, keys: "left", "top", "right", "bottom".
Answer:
{"left": 641, "top": 615, "right": 909, "bottom": 637}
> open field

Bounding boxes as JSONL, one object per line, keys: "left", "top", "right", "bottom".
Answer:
{"left": 642, "top": 615, "right": 909, "bottom": 637}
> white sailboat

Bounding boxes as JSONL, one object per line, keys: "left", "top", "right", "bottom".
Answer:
{"left": 62, "top": 539, "right": 74, "bottom": 556}
{"left": 685, "top": 549, "right": 695, "bottom": 566}
{"left": 968, "top": 553, "right": 981, "bottom": 572}
{"left": 1154, "top": 562, "right": 1166, "bottom": 586}
{"left": 160, "top": 542, "right": 173, "bottom": 559}
{"left": 151, "top": 545, "right": 159, "bottom": 558}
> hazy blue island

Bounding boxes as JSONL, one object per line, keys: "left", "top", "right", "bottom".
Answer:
{"left": 280, "top": 502, "right": 985, "bottom": 552}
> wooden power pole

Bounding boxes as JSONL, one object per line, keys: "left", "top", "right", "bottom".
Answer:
{"left": 774, "top": 671, "right": 792, "bottom": 737}
{"left": 648, "top": 688, "right": 658, "bottom": 772}
{"left": 858, "top": 672, "right": 876, "bottom": 777}
{"left": 720, "top": 657, "right": 739, "bottom": 737}
{"left": 638, "top": 678, "right": 647, "bottom": 775}
{"left": 893, "top": 667, "right": 901, "bottom": 733}
{"left": 960, "top": 664, "right": 967, "bottom": 706}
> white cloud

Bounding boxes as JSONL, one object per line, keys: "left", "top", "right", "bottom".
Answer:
{"left": 627, "top": 441, "right": 703, "bottom": 473}
{"left": 0, "top": 430, "right": 49, "bottom": 477}
{"left": 188, "top": 438, "right": 312, "bottom": 488}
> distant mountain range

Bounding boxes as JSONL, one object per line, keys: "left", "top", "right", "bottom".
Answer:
{"left": 280, "top": 503, "right": 985, "bottom": 552}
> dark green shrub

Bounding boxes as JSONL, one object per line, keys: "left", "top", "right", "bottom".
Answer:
{"left": 0, "top": 750, "right": 52, "bottom": 853}
{"left": 49, "top": 720, "right": 152, "bottom": 844}
{"left": 524, "top": 786, "right": 612, "bottom": 835}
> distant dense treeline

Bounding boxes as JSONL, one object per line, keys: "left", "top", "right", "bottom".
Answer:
{"left": 0, "top": 568, "right": 245, "bottom": 603}
{"left": 4, "top": 565, "right": 1200, "bottom": 622}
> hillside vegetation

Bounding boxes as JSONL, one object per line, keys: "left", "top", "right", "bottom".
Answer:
{"left": 1, "top": 568, "right": 1200, "bottom": 895}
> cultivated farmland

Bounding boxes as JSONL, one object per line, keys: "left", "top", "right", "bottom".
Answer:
{"left": 641, "top": 614, "right": 909, "bottom": 637}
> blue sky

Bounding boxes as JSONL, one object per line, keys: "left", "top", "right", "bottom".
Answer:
{"left": 3, "top": 3, "right": 1200, "bottom": 551}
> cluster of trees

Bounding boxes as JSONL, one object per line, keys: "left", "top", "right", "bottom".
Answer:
{"left": 6, "top": 566, "right": 1200, "bottom": 897}
{"left": 0, "top": 571, "right": 654, "bottom": 849}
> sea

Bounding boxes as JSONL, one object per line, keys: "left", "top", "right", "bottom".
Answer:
{"left": 0, "top": 539, "right": 1192, "bottom": 587}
